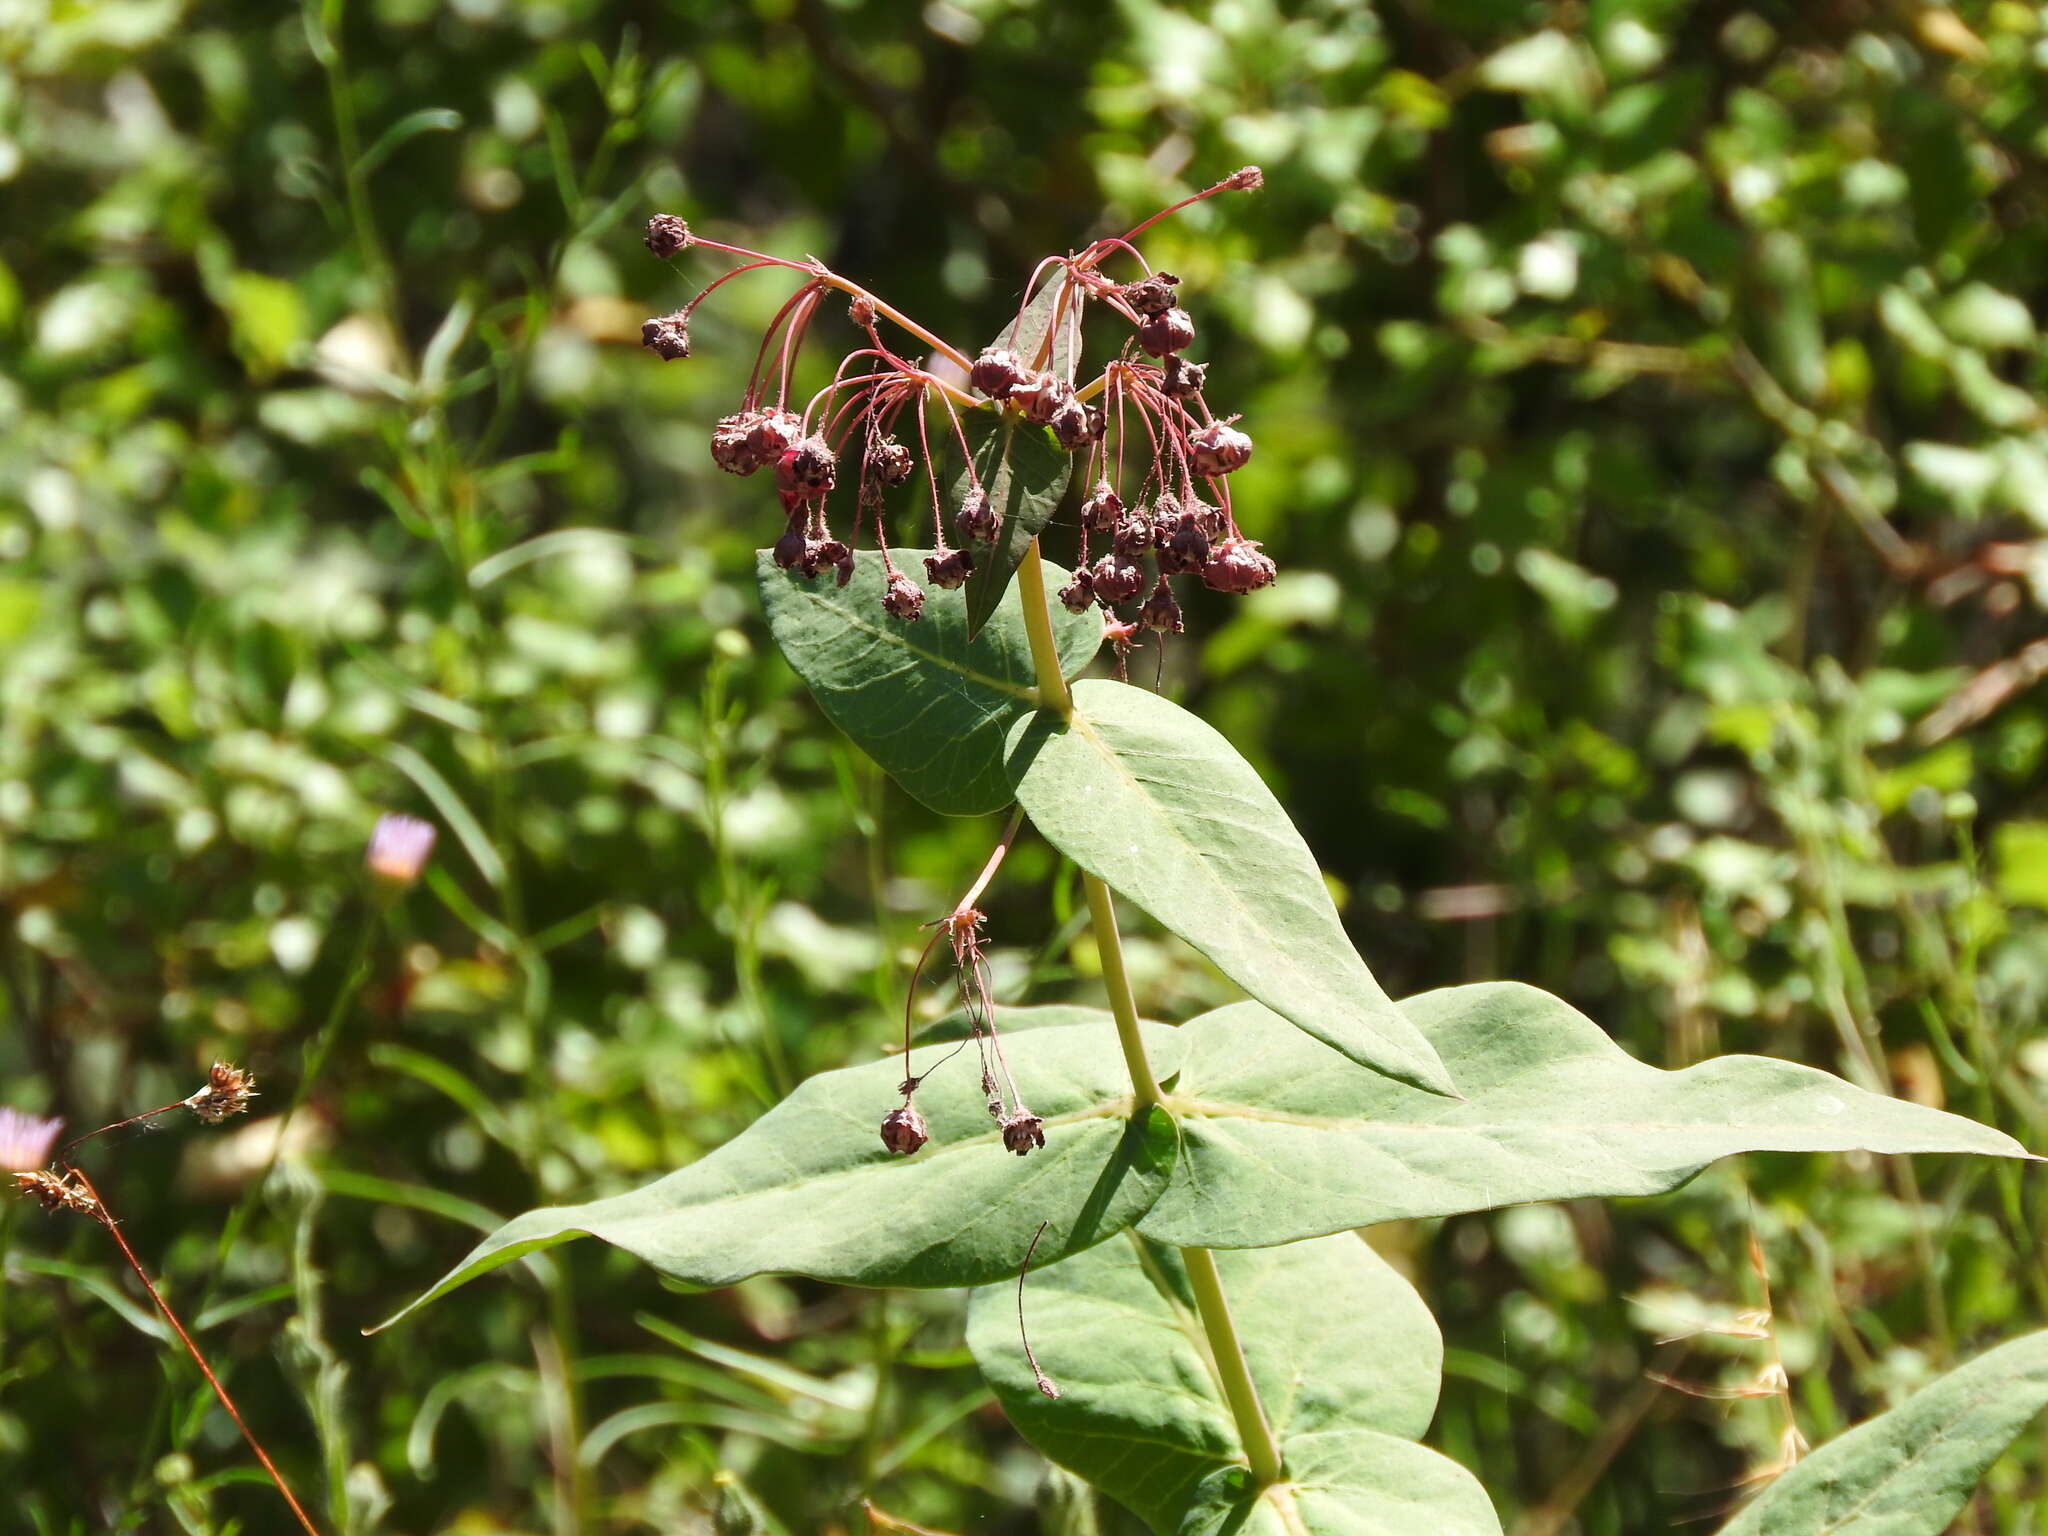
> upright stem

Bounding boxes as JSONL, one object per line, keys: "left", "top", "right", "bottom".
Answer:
{"left": 1180, "top": 1246, "right": 1287, "bottom": 1487}
{"left": 1016, "top": 541, "right": 1282, "bottom": 1484}
{"left": 1082, "top": 872, "right": 1161, "bottom": 1112}
{"left": 1014, "top": 539, "right": 1072, "bottom": 718}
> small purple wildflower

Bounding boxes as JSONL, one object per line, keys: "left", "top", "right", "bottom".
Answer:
{"left": 366, "top": 814, "right": 437, "bottom": 884}
{"left": 0, "top": 1108, "right": 63, "bottom": 1172}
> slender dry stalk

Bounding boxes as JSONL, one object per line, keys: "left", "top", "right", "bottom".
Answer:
{"left": 61, "top": 1166, "right": 326, "bottom": 1536}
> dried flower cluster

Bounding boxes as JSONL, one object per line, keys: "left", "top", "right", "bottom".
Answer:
{"left": 184, "top": 1061, "right": 258, "bottom": 1124}
{"left": 640, "top": 170, "right": 1275, "bottom": 640}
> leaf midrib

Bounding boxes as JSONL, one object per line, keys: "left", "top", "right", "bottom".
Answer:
{"left": 788, "top": 583, "right": 1041, "bottom": 702}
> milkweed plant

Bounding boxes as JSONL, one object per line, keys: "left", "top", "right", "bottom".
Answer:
{"left": 224, "top": 172, "right": 2048, "bottom": 1532}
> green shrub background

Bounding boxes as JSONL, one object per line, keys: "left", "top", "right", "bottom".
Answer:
{"left": 4, "top": 1, "right": 2048, "bottom": 1530}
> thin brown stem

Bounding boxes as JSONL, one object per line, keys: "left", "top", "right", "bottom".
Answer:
{"left": 64, "top": 1166, "right": 325, "bottom": 1536}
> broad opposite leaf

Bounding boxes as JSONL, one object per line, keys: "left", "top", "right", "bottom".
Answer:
{"left": 1008, "top": 678, "right": 1458, "bottom": 1096}
{"left": 369, "top": 1018, "right": 1184, "bottom": 1331}
{"left": 1137, "top": 983, "right": 2030, "bottom": 1248}
{"left": 1717, "top": 1328, "right": 2048, "bottom": 1535}
{"left": 759, "top": 548, "right": 1098, "bottom": 816}
{"left": 968, "top": 1233, "right": 1501, "bottom": 1535}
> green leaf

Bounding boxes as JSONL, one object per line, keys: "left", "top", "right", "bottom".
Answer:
{"left": 758, "top": 548, "right": 1099, "bottom": 816}
{"left": 950, "top": 406, "right": 1077, "bottom": 639}
{"left": 1717, "top": 1329, "right": 2048, "bottom": 1536}
{"left": 1007, "top": 679, "right": 1458, "bottom": 1096}
{"left": 1136, "top": 983, "right": 2030, "bottom": 1248}
{"left": 967, "top": 1233, "right": 1499, "bottom": 1535}
{"left": 371, "top": 1017, "right": 1185, "bottom": 1331}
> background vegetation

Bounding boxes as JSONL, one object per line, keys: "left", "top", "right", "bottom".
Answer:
{"left": 4, "top": 0, "right": 2048, "bottom": 1530}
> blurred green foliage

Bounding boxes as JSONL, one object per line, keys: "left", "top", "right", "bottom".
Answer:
{"left": 4, "top": 0, "right": 2048, "bottom": 1531}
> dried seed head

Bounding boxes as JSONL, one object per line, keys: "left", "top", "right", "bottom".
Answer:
{"left": 1050, "top": 396, "right": 1105, "bottom": 452}
{"left": 1121, "top": 271, "right": 1181, "bottom": 317}
{"left": 14, "top": 1169, "right": 98, "bottom": 1217}
{"left": 367, "top": 813, "right": 437, "bottom": 884}
{"left": 923, "top": 548, "right": 976, "bottom": 590}
{"left": 1202, "top": 536, "right": 1278, "bottom": 594}
{"left": 1138, "top": 578, "right": 1184, "bottom": 634}
{"left": 1225, "top": 165, "right": 1265, "bottom": 190}
{"left": 971, "top": 346, "right": 1028, "bottom": 400}
{"left": 882, "top": 571, "right": 926, "bottom": 620}
{"left": 849, "top": 292, "right": 877, "bottom": 328}
{"left": 956, "top": 487, "right": 1002, "bottom": 545}
{"left": 1160, "top": 354, "right": 1208, "bottom": 398}
{"left": 1090, "top": 552, "right": 1147, "bottom": 604}
{"left": 1112, "top": 509, "right": 1157, "bottom": 560}
{"left": 641, "top": 312, "right": 691, "bottom": 361}
{"left": 711, "top": 413, "right": 767, "bottom": 475}
{"left": 867, "top": 438, "right": 915, "bottom": 488}
{"left": 185, "top": 1062, "right": 258, "bottom": 1124}
{"left": 1000, "top": 1112, "right": 1046, "bottom": 1156}
{"left": 643, "top": 213, "right": 693, "bottom": 259}
{"left": 0, "top": 1108, "right": 62, "bottom": 1173}
{"left": 1080, "top": 481, "right": 1124, "bottom": 534}
{"left": 1157, "top": 509, "right": 1213, "bottom": 575}
{"left": 1137, "top": 306, "right": 1196, "bottom": 358}
{"left": 775, "top": 436, "right": 838, "bottom": 500}
{"left": 879, "top": 1104, "right": 930, "bottom": 1156}
{"left": 1057, "top": 569, "right": 1097, "bottom": 613}
{"left": 1189, "top": 497, "right": 1227, "bottom": 538}
{"left": 1190, "top": 420, "right": 1254, "bottom": 476}
{"left": 747, "top": 409, "right": 804, "bottom": 460}
{"left": 1008, "top": 371, "right": 1072, "bottom": 425}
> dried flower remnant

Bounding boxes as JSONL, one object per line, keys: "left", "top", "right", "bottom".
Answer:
{"left": 1137, "top": 306, "right": 1196, "bottom": 357}
{"left": 367, "top": 814, "right": 437, "bottom": 884}
{"left": 879, "top": 1104, "right": 929, "bottom": 1156}
{"left": 971, "top": 346, "right": 1027, "bottom": 400}
{"left": 1000, "top": 1111, "right": 1046, "bottom": 1156}
{"left": 643, "top": 213, "right": 692, "bottom": 259}
{"left": 1202, "top": 537, "right": 1278, "bottom": 594}
{"left": 956, "top": 487, "right": 1001, "bottom": 546}
{"left": 882, "top": 571, "right": 927, "bottom": 620}
{"left": 14, "top": 1168, "right": 99, "bottom": 1216}
{"left": 185, "top": 1062, "right": 258, "bottom": 1125}
{"left": 641, "top": 311, "right": 691, "bottom": 361}
{"left": 0, "top": 1107, "right": 62, "bottom": 1172}
{"left": 1120, "top": 272, "right": 1180, "bottom": 316}
{"left": 1189, "top": 421, "right": 1254, "bottom": 476}
{"left": 923, "top": 548, "right": 975, "bottom": 590}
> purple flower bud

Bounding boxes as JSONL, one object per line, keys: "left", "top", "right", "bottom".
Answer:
{"left": 1090, "top": 553, "right": 1146, "bottom": 604}
{"left": 1050, "top": 397, "right": 1104, "bottom": 452}
{"left": 366, "top": 814, "right": 437, "bottom": 884}
{"left": 0, "top": 1108, "right": 63, "bottom": 1173}
{"left": 1138, "top": 579, "right": 1184, "bottom": 634}
{"left": 1080, "top": 481, "right": 1124, "bottom": 535}
{"left": 775, "top": 436, "right": 837, "bottom": 500}
{"left": 1008, "top": 371, "right": 1072, "bottom": 425}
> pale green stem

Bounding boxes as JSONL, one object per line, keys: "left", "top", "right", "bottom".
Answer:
{"left": 1081, "top": 872, "right": 1161, "bottom": 1112}
{"left": 1014, "top": 539, "right": 1072, "bottom": 718}
{"left": 1016, "top": 536, "right": 1281, "bottom": 1484}
{"left": 1181, "top": 1245, "right": 1287, "bottom": 1488}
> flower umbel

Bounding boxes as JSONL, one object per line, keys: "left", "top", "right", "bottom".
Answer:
{"left": 185, "top": 1062, "right": 258, "bottom": 1124}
